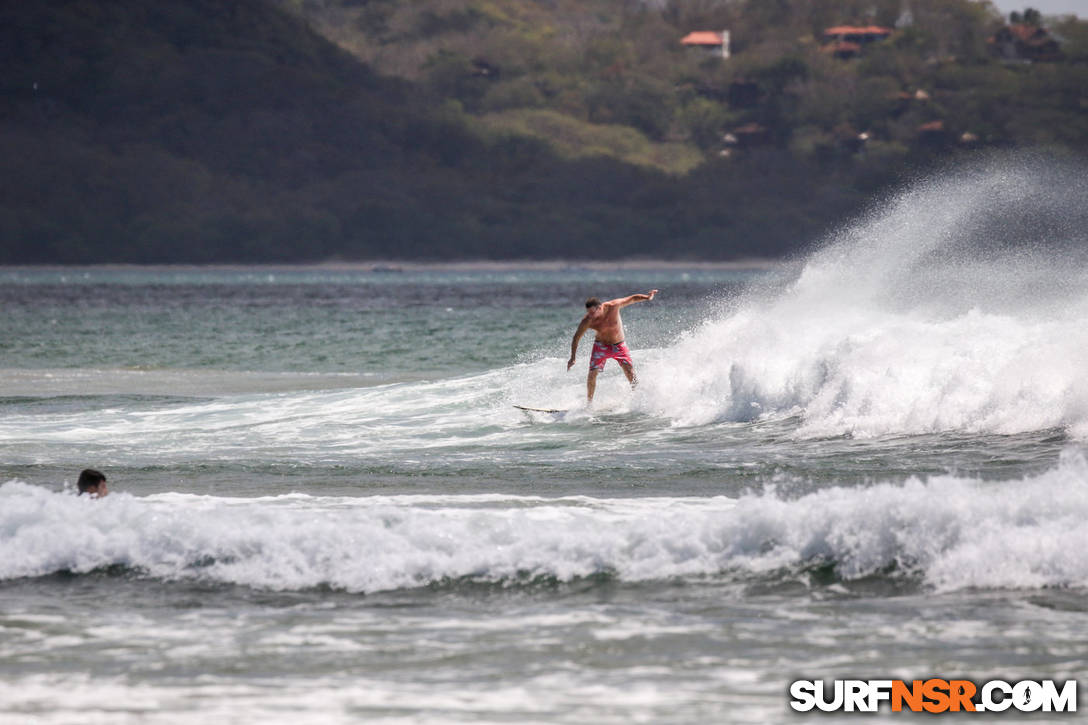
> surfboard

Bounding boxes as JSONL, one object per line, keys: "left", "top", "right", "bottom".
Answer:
{"left": 513, "top": 405, "right": 567, "bottom": 414}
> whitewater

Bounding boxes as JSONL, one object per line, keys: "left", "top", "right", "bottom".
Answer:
{"left": 5, "top": 451, "right": 1088, "bottom": 592}
{"left": 2, "top": 155, "right": 1087, "bottom": 723}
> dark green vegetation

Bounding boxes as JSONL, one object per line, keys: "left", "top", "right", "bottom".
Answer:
{"left": 2, "top": 0, "right": 1087, "bottom": 263}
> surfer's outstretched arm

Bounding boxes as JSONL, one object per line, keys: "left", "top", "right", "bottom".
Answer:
{"left": 615, "top": 289, "right": 658, "bottom": 308}
{"left": 568, "top": 318, "right": 590, "bottom": 370}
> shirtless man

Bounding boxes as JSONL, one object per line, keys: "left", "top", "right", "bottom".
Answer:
{"left": 567, "top": 290, "right": 658, "bottom": 402}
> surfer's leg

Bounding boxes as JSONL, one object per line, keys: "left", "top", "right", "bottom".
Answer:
{"left": 620, "top": 362, "right": 637, "bottom": 389}
{"left": 587, "top": 369, "right": 598, "bottom": 402}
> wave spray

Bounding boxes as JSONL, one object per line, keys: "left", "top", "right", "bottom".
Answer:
{"left": 642, "top": 155, "right": 1088, "bottom": 437}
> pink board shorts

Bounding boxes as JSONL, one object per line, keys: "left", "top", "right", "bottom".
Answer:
{"left": 589, "top": 340, "right": 633, "bottom": 372}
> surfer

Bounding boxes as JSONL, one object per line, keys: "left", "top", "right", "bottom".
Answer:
{"left": 568, "top": 290, "right": 657, "bottom": 402}
{"left": 76, "top": 468, "right": 108, "bottom": 498}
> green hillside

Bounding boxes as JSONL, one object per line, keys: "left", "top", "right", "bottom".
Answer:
{"left": 2, "top": 0, "right": 1086, "bottom": 263}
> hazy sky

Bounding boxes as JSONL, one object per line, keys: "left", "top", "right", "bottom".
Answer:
{"left": 987, "top": 0, "right": 1083, "bottom": 18}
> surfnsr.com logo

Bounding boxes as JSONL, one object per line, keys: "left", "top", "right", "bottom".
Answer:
{"left": 789, "top": 679, "right": 1077, "bottom": 714}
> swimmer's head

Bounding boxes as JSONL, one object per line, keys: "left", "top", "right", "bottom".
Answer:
{"left": 77, "top": 469, "right": 108, "bottom": 498}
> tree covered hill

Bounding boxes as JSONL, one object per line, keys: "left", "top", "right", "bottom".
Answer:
{"left": 2, "top": 0, "right": 1086, "bottom": 264}
{"left": 286, "top": 0, "right": 1088, "bottom": 160}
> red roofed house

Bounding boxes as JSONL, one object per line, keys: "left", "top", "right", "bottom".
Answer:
{"left": 917, "top": 119, "right": 951, "bottom": 146}
{"left": 821, "top": 25, "right": 892, "bottom": 59}
{"left": 681, "top": 30, "right": 730, "bottom": 59}
{"left": 988, "top": 23, "right": 1061, "bottom": 62}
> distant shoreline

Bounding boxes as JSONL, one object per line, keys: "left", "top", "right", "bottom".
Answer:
{"left": 1, "top": 258, "right": 783, "bottom": 272}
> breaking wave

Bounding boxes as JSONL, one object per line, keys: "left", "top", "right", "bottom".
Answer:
{"left": 635, "top": 155, "right": 1088, "bottom": 437}
{"left": 4, "top": 448, "right": 1088, "bottom": 593}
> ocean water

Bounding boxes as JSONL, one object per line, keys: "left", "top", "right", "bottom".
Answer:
{"left": 3, "top": 158, "right": 1088, "bottom": 723}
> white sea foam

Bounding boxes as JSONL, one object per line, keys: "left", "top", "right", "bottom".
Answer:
{"left": 4, "top": 448, "right": 1088, "bottom": 592}
{"left": 0, "top": 670, "right": 774, "bottom": 725}
{"left": 634, "top": 156, "right": 1088, "bottom": 436}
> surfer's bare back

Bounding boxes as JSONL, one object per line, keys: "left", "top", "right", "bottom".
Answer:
{"left": 567, "top": 290, "right": 658, "bottom": 402}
